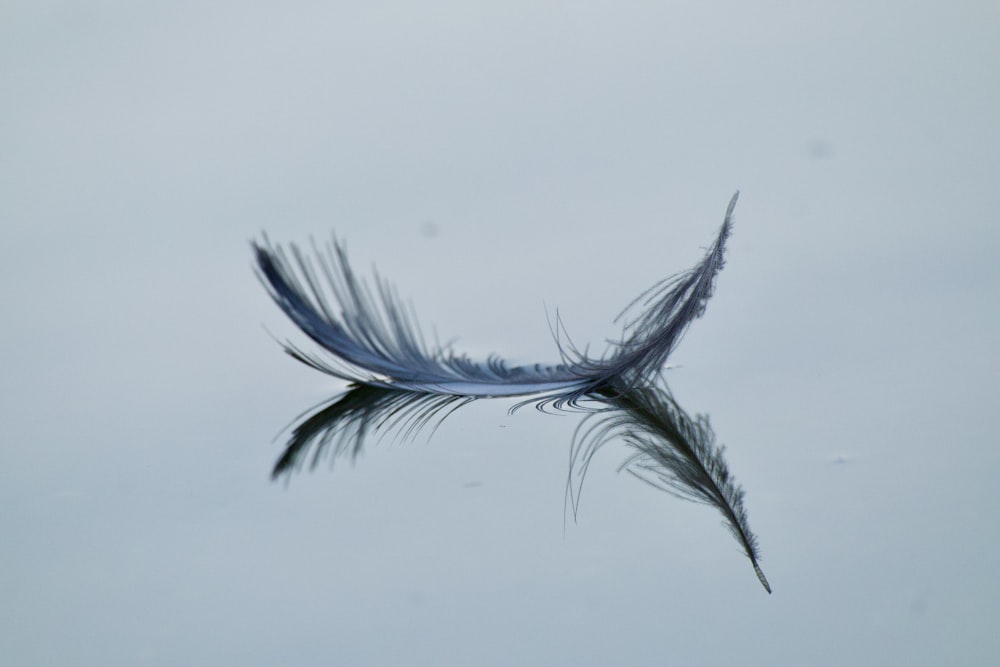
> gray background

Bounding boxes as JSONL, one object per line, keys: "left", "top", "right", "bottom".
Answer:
{"left": 2, "top": 1, "right": 998, "bottom": 665}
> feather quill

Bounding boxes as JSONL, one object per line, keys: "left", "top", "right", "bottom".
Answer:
{"left": 253, "top": 193, "right": 739, "bottom": 400}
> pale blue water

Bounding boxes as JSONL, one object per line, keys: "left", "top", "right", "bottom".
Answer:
{"left": 3, "top": 2, "right": 999, "bottom": 665}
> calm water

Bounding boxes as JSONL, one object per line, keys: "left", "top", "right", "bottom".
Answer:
{"left": 3, "top": 2, "right": 999, "bottom": 665}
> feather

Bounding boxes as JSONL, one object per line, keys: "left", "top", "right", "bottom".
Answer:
{"left": 253, "top": 192, "right": 739, "bottom": 400}
{"left": 568, "top": 380, "right": 771, "bottom": 593}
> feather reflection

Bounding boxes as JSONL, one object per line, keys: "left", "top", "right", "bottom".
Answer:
{"left": 271, "top": 382, "right": 770, "bottom": 593}
{"left": 271, "top": 385, "right": 472, "bottom": 479}
{"left": 574, "top": 382, "right": 771, "bottom": 593}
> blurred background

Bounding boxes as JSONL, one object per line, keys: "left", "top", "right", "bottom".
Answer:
{"left": 2, "top": 1, "right": 998, "bottom": 665}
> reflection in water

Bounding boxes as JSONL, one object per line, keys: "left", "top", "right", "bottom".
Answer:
{"left": 257, "top": 193, "right": 769, "bottom": 592}
{"left": 574, "top": 383, "right": 770, "bottom": 593}
{"left": 271, "top": 385, "right": 471, "bottom": 478}
{"left": 270, "top": 382, "right": 770, "bottom": 593}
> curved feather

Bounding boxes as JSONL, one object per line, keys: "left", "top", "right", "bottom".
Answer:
{"left": 254, "top": 192, "right": 738, "bottom": 399}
